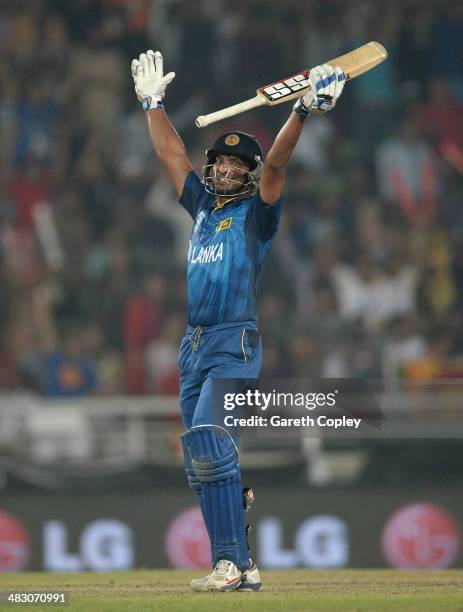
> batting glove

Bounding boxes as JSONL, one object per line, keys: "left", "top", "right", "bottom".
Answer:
{"left": 131, "top": 50, "right": 175, "bottom": 111}
{"left": 293, "top": 64, "right": 345, "bottom": 118}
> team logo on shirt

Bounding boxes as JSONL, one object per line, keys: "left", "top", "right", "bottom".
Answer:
{"left": 216, "top": 217, "right": 232, "bottom": 232}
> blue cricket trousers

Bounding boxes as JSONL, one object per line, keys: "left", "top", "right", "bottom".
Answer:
{"left": 178, "top": 321, "right": 262, "bottom": 432}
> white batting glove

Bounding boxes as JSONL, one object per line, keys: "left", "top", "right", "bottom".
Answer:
{"left": 131, "top": 50, "right": 175, "bottom": 111}
{"left": 293, "top": 64, "right": 345, "bottom": 118}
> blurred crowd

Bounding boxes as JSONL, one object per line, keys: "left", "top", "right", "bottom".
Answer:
{"left": 1, "top": 0, "right": 463, "bottom": 397}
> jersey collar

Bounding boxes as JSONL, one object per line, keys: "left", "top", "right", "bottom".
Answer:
{"left": 212, "top": 193, "right": 247, "bottom": 212}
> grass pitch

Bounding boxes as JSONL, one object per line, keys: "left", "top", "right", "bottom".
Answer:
{"left": 0, "top": 569, "right": 462, "bottom": 611}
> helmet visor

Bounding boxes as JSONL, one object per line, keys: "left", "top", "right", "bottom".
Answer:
{"left": 203, "top": 161, "right": 252, "bottom": 195}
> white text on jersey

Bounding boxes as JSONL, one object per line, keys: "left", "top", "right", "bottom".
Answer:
{"left": 188, "top": 242, "right": 224, "bottom": 264}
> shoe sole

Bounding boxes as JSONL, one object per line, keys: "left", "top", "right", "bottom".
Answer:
{"left": 191, "top": 584, "right": 263, "bottom": 593}
{"left": 191, "top": 585, "right": 208, "bottom": 592}
{"left": 236, "top": 583, "right": 263, "bottom": 592}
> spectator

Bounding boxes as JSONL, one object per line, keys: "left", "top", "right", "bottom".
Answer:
{"left": 144, "top": 313, "right": 184, "bottom": 394}
{"left": 382, "top": 316, "right": 428, "bottom": 389}
{"left": 123, "top": 272, "right": 165, "bottom": 394}
{"left": 418, "top": 77, "right": 463, "bottom": 173}
{"left": 31, "top": 288, "right": 98, "bottom": 398}
{"left": 375, "top": 111, "right": 438, "bottom": 227}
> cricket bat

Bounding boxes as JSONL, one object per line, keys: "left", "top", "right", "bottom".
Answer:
{"left": 195, "top": 41, "right": 387, "bottom": 128}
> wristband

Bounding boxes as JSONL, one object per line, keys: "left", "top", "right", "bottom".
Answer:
{"left": 142, "top": 96, "right": 164, "bottom": 112}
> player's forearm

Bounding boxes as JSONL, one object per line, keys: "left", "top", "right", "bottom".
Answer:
{"left": 265, "top": 112, "right": 305, "bottom": 170}
{"left": 145, "top": 108, "right": 188, "bottom": 162}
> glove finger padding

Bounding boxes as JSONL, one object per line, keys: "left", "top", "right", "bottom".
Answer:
{"left": 333, "top": 66, "right": 346, "bottom": 102}
{"left": 146, "top": 49, "right": 155, "bottom": 73}
{"left": 320, "top": 64, "right": 336, "bottom": 98}
{"left": 310, "top": 65, "right": 327, "bottom": 93}
{"left": 162, "top": 71, "right": 176, "bottom": 86}
{"left": 140, "top": 52, "right": 149, "bottom": 74}
{"left": 154, "top": 51, "right": 164, "bottom": 77}
{"left": 131, "top": 59, "right": 140, "bottom": 78}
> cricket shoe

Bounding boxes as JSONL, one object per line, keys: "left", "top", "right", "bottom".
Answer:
{"left": 190, "top": 559, "right": 242, "bottom": 592}
{"left": 190, "top": 570, "right": 214, "bottom": 592}
{"left": 236, "top": 564, "right": 263, "bottom": 592}
{"left": 191, "top": 561, "right": 263, "bottom": 592}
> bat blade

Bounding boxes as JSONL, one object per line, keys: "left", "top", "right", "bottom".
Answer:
{"left": 332, "top": 41, "right": 387, "bottom": 80}
{"left": 195, "top": 41, "right": 387, "bottom": 128}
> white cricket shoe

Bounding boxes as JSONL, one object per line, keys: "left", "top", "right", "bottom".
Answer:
{"left": 190, "top": 572, "right": 212, "bottom": 592}
{"left": 191, "top": 561, "right": 263, "bottom": 592}
{"left": 236, "top": 564, "right": 263, "bottom": 592}
{"left": 190, "top": 559, "right": 242, "bottom": 592}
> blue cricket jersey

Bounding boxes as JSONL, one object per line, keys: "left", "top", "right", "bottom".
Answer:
{"left": 179, "top": 170, "right": 282, "bottom": 327}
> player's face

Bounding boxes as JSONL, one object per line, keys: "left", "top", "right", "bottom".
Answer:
{"left": 212, "top": 155, "right": 249, "bottom": 194}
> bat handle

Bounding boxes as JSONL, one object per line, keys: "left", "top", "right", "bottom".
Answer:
{"left": 195, "top": 115, "right": 213, "bottom": 128}
{"left": 195, "top": 96, "right": 264, "bottom": 128}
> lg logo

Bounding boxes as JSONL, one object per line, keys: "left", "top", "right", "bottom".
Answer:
{"left": 165, "top": 506, "right": 211, "bottom": 569}
{"left": 0, "top": 511, "right": 30, "bottom": 572}
{"left": 165, "top": 508, "right": 348, "bottom": 570}
{"left": 44, "top": 519, "right": 134, "bottom": 571}
{"left": 382, "top": 503, "right": 460, "bottom": 569}
{"left": 258, "top": 515, "right": 349, "bottom": 568}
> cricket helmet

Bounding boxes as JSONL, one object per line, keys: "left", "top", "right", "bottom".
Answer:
{"left": 203, "top": 131, "right": 263, "bottom": 196}
{"left": 205, "top": 131, "right": 263, "bottom": 169}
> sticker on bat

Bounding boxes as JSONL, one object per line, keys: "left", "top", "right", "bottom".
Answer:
{"left": 259, "top": 71, "right": 310, "bottom": 101}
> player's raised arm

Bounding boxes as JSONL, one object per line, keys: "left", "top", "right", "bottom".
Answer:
{"left": 131, "top": 50, "right": 193, "bottom": 196}
{"left": 260, "top": 64, "right": 345, "bottom": 206}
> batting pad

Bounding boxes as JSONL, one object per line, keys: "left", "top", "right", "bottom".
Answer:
{"left": 183, "top": 425, "right": 251, "bottom": 570}
{"left": 180, "top": 431, "right": 217, "bottom": 565}
{"left": 181, "top": 432, "right": 202, "bottom": 493}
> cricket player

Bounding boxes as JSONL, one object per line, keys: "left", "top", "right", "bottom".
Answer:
{"left": 131, "top": 49, "right": 345, "bottom": 591}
